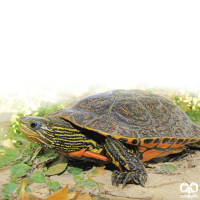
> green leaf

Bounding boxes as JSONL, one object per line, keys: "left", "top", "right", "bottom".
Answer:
{"left": 73, "top": 176, "right": 98, "bottom": 188}
{"left": 87, "top": 167, "right": 106, "bottom": 177}
{"left": 10, "top": 178, "right": 18, "bottom": 183}
{"left": 38, "top": 150, "right": 58, "bottom": 163}
{"left": 87, "top": 168, "right": 99, "bottom": 176}
{"left": 80, "top": 179, "right": 97, "bottom": 187}
{"left": 45, "top": 154, "right": 68, "bottom": 176}
{"left": 5, "top": 149, "right": 18, "bottom": 156}
{"left": 160, "top": 164, "right": 177, "bottom": 171}
{"left": 9, "top": 163, "right": 31, "bottom": 178}
{"left": 11, "top": 156, "right": 23, "bottom": 165}
{"left": 28, "top": 161, "right": 32, "bottom": 165}
{"left": 21, "top": 156, "right": 30, "bottom": 163}
{"left": 45, "top": 150, "right": 58, "bottom": 156}
{"left": 0, "top": 149, "right": 21, "bottom": 167}
{"left": 0, "top": 144, "right": 5, "bottom": 148}
{"left": 38, "top": 155, "right": 58, "bottom": 163}
{"left": 20, "top": 177, "right": 32, "bottom": 184}
{"left": 20, "top": 147, "right": 32, "bottom": 155}
{"left": 67, "top": 167, "right": 83, "bottom": 175}
{"left": 14, "top": 136, "right": 30, "bottom": 144}
{"left": 46, "top": 180, "right": 60, "bottom": 191}
{"left": 31, "top": 171, "right": 46, "bottom": 183}
{"left": 16, "top": 185, "right": 31, "bottom": 196}
{"left": 43, "top": 167, "right": 48, "bottom": 171}
{"left": 73, "top": 176, "right": 82, "bottom": 182}
{"left": 30, "top": 146, "right": 42, "bottom": 162}
{"left": 3, "top": 183, "right": 16, "bottom": 193}
{"left": 1, "top": 190, "right": 10, "bottom": 199}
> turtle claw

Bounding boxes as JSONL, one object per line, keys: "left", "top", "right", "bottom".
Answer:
{"left": 111, "top": 170, "right": 119, "bottom": 186}
{"left": 112, "top": 170, "right": 147, "bottom": 188}
{"left": 116, "top": 172, "right": 127, "bottom": 187}
{"left": 139, "top": 179, "right": 145, "bottom": 187}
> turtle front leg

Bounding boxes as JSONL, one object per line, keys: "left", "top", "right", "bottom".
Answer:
{"left": 105, "top": 137, "right": 147, "bottom": 188}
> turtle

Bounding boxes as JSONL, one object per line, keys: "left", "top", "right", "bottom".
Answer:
{"left": 19, "top": 90, "right": 200, "bottom": 188}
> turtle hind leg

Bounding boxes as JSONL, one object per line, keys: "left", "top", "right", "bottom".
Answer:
{"left": 105, "top": 137, "right": 147, "bottom": 188}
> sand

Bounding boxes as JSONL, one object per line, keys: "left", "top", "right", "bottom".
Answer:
{"left": 0, "top": 151, "right": 200, "bottom": 200}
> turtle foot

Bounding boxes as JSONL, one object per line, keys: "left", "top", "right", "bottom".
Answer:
{"left": 112, "top": 169, "right": 147, "bottom": 188}
{"left": 105, "top": 138, "right": 147, "bottom": 188}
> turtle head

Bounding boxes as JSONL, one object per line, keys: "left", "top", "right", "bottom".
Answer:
{"left": 20, "top": 113, "right": 103, "bottom": 155}
{"left": 19, "top": 116, "right": 54, "bottom": 146}
{"left": 19, "top": 115, "right": 88, "bottom": 152}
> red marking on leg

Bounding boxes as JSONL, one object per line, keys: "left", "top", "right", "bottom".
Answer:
{"left": 67, "top": 148, "right": 86, "bottom": 157}
{"left": 61, "top": 149, "right": 111, "bottom": 162}
{"left": 83, "top": 151, "right": 111, "bottom": 162}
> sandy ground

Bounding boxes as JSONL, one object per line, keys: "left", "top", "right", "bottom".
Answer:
{"left": 0, "top": 151, "right": 200, "bottom": 200}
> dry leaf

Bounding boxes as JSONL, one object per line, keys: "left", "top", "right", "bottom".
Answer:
{"left": 18, "top": 182, "right": 68, "bottom": 200}
{"left": 18, "top": 182, "right": 30, "bottom": 200}
{"left": 87, "top": 167, "right": 106, "bottom": 177}
{"left": 71, "top": 191, "right": 81, "bottom": 200}
{"left": 68, "top": 192, "right": 76, "bottom": 200}
{"left": 44, "top": 184, "right": 68, "bottom": 200}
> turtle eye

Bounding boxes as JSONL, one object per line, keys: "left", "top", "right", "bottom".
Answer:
{"left": 30, "top": 121, "right": 40, "bottom": 129}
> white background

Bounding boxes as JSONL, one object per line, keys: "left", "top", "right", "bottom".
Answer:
{"left": 0, "top": 51, "right": 200, "bottom": 95}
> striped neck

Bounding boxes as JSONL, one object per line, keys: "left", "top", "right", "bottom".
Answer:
{"left": 42, "top": 116, "right": 103, "bottom": 154}
{"left": 20, "top": 115, "right": 104, "bottom": 154}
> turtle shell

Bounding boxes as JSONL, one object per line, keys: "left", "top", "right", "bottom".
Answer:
{"left": 50, "top": 90, "right": 200, "bottom": 161}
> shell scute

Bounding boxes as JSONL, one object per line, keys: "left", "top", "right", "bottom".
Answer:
{"left": 116, "top": 126, "right": 137, "bottom": 138}
{"left": 137, "top": 96, "right": 170, "bottom": 125}
{"left": 56, "top": 90, "right": 200, "bottom": 145}
{"left": 155, "top": 126, "right": 174, "bottom": 137}
{"left": 111, "top": 99, "right": 153, "bottom": 127}
{"left": 71, "top": 94, "right": 114, "bottom": 116}
{"left": 87, "top": 118, "right": 116, "bottom": 134}
{"left": 138, "top": 128, "right": 160, "bottom": 138}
